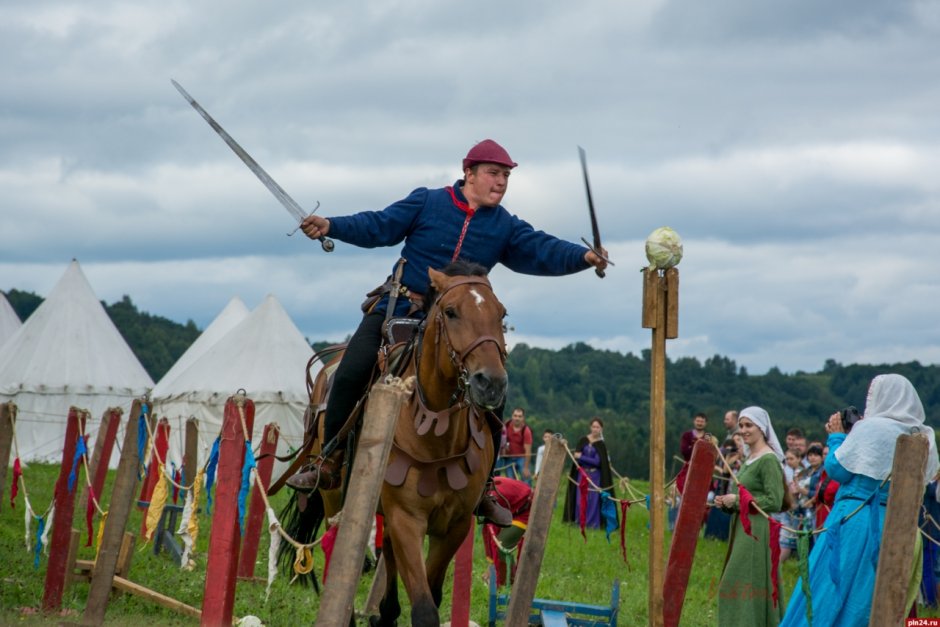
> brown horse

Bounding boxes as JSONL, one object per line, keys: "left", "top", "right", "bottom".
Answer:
{"left": 280, "top": 262, "right": 508, "bottom": 626}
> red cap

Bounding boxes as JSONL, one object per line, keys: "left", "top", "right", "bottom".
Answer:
{"left": 462, "top": 139, "right": 518, "bottom": 171}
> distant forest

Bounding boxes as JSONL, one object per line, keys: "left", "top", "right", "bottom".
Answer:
{"left": 6, "top": 289, "right": 940, "bottom": 480}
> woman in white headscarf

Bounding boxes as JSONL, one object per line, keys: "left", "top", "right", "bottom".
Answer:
{"left": 714, "top": 406, "right": 790, "bottom": 626}
{"left": 781, "top": 373, "right": 939, "bottom": 626}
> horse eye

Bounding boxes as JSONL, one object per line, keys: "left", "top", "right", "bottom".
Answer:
{"left": 444, "top": 307, "right": 458, "bottom": 320}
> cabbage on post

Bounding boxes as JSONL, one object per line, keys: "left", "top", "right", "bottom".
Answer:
{"left": 645, "top": 226, "right": 683, "bottom": 271}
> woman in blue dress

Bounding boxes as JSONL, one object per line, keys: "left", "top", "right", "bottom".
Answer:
{"left": 781, "top": 373, "right": 939, "bottom": 626}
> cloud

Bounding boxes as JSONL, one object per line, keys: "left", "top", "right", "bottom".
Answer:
{"left": 2, "top": 0, "right": 940, "bottom": 376}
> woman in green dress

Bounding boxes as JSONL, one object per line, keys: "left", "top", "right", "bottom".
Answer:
{"left": 713, "top": 406, "right": 791, "bottom": 626}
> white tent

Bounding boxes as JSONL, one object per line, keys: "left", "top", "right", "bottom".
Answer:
{"left": 0, "top": 291, "right": 22, "bottom": 350}
{"left": 153, "top": 294, "right": 316, "bottom": 478}
{"left": 151, "top": 296, "right": 249, "bottom": 397}
{"left": 0, "top": 260, "right": 154, "bottom": 463}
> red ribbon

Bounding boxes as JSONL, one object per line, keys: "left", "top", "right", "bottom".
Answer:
{"left": 620, "top": 501, "right": 631, "bottom": 565}
{"left": 737, "top": 485, "right": 756, "bottom": 539}
{"left": 768, "top": 517, "right": 782, "bottom": 607}
{"left": 10, "top": 458, "right": 21, "bottom": 508}
{"left": 86, "top": 486, "right": 96, "bottom": 547}
{"left": 578, "top": 468, "right": 589, "bottom": 541}
{"left": 321, "top": 525, "right": 339, "bottom": 583}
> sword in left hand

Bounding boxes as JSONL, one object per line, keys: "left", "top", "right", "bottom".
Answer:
{"left": 171, "top": 79, "right": 334, "bottom": 252}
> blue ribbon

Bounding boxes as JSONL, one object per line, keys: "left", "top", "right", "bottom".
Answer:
{"left": 33, "top": 516, "right": 45, "bottom": 569}
{"left": 237, "top": 443, "right": 258, "bottom": 535}
{"left": 205, "top": 436, "right": 221, "bottom": 515}
{"left": 67, "top": 435, "right": 88, "bottom": 493}
{"left": 601, "top": 491, "right": 619, "bottom": 542}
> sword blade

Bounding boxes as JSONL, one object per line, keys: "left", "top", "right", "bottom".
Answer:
{"left": 578, "top": 146, "right": 607, "bottom": 278}
{"left": 171, "top": 79, "right": 306, "bottom": 224}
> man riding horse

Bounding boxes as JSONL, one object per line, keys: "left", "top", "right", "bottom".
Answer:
{"left": 287, "top": 139, "right": 609, "bottom": 525}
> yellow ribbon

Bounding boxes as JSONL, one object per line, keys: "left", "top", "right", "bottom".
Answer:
{"left": 144, "top": 465, "right": 168, "bottom": 542}
{"left": 188, "top": 468, "right": 204, "bottom": 547}
{"left": 294, "top": 546, "right": 314, "bottom": 575}
{"left": 94, "top": 510, "right": 109, "bottom": 560}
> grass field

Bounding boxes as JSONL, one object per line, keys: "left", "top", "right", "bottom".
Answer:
{"left": 0, "top": 462, "right": 926, "bottom": 625}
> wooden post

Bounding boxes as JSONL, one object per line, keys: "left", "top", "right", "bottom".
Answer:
{"left": 642, "top": 267, "right": 678, "bottom": 627}
{"left": 78, "top": 408, "right": 122, "bottom": 529}
{"left": 201, "top": 396, "right": 255, "bottom": 627}
{"left": 238, "top": 422, "right": 280, "bottom": 580}
{"left": 83, "top": 400, "right": 146, "bottom": 625}
{"left": 869, "top": 433, "right": 930, "bottom": 627}
{"left": 450, "top": 521, "right": 475, "bottom": 627}
{"left": 183, "top": 417, "right": 199, "bottom": 500}
{"left": 139, "top": 418, "right": 170, "bottom": 538}
{"left": 42, "top": 407, "right": 88, "bottom": 611}
{"left": 0, "top": 402, "right": 15, "bottom": 511}
{"left": 315, "top": 383, "right": 407, "bottom": 627}
{"left": 663, "top": 438, "right": 717, "bottom": 627}
{"left": 363, "top": 554, "right": 387, "bottom": 616}
{"left": 504, "top": 436, "right": 568, "bottom": 626}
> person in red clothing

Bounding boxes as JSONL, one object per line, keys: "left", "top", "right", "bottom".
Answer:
{"left": 481, "top": 476, "right": 532, "bottom": 587}
{"left": 676, "top": 412, "right": 708, "bottom": 494}
{"left": 501, "top": 407, "right": 533, "bottom": 484}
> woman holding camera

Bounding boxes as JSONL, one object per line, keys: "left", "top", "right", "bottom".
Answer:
{"left": 714, "top": 406, "right": 789, "bottom": 626}
{"left": 781, "top": 373, "right": 939, "bottom": 626}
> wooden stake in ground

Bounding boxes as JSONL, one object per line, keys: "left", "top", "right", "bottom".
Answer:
{"left": 201, "top": 395, "right": 255, "bottom": 627}
{"left": 83, "top": 399, "right": 146, "bottom": 625}
{"left": 642, "top": 266, "right": 678, "bottom": 627}
{"left": 315, "top": 382, "right": 407, "bottom": 627}
{"left": 450, "top": 520, "right": 475, "bottom": 627}
{"left": 869, "top": 433, "right": 930, "bottom": 627}
{"left": 504, "top": 435, "right": 568, "bottom": 626}
{"left": 42, "top": 407, "right": 88, "bottom": 612}
{"left": 238, "top": 422, "right": 280, "bottom": 580}
{"left": 663, "top": 438, "right": 717, "bottom": 627}
{"left": 0, "top": 402, "right": 15, "bottom": 512}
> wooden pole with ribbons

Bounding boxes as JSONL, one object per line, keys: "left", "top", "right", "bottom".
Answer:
{"left": 642, "top": 266, "right": 679, "bottom": 627}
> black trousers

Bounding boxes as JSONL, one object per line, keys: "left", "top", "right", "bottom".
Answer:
{"left": 322, "top": 311, "right": 502, "bottom": 477}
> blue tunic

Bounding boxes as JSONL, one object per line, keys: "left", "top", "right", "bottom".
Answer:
{"left": 328, "top": 181, "right": 590, "bottom": 314}
{"left": 780, "top": 433, "right": 891, "bottom": 627}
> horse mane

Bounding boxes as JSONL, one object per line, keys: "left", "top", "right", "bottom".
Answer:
{"left": 422, "top": 259, "right": 489, "bottom": 314}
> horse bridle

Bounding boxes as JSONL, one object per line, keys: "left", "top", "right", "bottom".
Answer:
{"left": 433, "top": 276, "right": 507, "bottom": 378}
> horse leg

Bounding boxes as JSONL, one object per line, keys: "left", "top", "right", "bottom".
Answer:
{"left": 425, "top": 519, "right": 472, "bottom": 608}
{"left": 386, "top": 511, "right": 438, "bottom": 627}
{"left": 371, "top": 535, "right": 401, "bottom": 627}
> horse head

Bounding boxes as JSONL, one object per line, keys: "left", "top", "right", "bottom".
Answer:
{"left": 424, "top": 264, "right": 508, "bottom": 411}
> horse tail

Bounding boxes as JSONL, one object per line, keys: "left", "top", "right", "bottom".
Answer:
{"left": 277, "top": 489, "right": 326, "bottom": 591}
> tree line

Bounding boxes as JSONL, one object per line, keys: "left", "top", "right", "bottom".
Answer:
{"left": 6, "top": 290, "right": 939, "bottom": 479}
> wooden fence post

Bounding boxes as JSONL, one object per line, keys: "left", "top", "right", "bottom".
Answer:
{"left": 83, "top": 400, "right": 147, "bottom": 625}
{"left": 450, "top": 521, "right": 475, "bottom": 627}
{"left": 315, "top": 382, "right": 407, "bottom": 627}
{"left": 663, "top": 438, "right": 718, "bottom": 627}
{"left": 238, "top": 422, "right": 280, "bottom": 580}
{"left": 183, "top": 417, "right": 199, "bottom": 500}
{"left": 77, "top": 408, "right": 122, "bottom": 527}
{"left": 504, "top": 435, "right": 568, "bottom": 626}
{"left": 0, "top": 402, "right": 15, "bottom": 511}
{"left": 869, "top": 433, "right": 930, "bottom": 627}
{"left": 201, "top": 396, "right": 255, "bottom": 627}
{"left": 139, "top": 418, "right": 170, "bottom": 538}
{"left": 42, "top": 407, "right": 88, "bottom": 611}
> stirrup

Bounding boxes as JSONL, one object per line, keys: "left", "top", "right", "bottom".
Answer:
{"left": 286, "top": 452, "right": 344, "bottom": 491}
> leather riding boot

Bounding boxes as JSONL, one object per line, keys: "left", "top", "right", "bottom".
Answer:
{"left": 475, "top": 483, "right": 513, "bottom": 527}
{"left": 286, "top": 450, "right": 345, "bottom": 492}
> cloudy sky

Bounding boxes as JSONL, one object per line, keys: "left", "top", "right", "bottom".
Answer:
{"left": 3, "top": 0, "right": 940, "bottom": 375}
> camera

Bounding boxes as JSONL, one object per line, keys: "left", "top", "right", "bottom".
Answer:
{"left": 840, "top": 406, "right": 862, "bottom": 432}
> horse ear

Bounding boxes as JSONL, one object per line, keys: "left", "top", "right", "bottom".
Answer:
{"left": 428, "top": 267, "right": 446, "bottom": 291}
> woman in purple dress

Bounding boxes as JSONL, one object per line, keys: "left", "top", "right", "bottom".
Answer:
{"left": 563, "top": 418, "right": 614, "bottom": 528}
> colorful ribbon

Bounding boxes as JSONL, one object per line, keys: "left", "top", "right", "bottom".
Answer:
{"left": 737, "top": 485, "right": 755, "bottom": 539}
{"left": 205, "top": 436, "right": 220, "bottom": 515}
{"left": 237, "top": 443, "right": 257, "bottom": 535}
{"left": 619, "top": 501, "right": 631, "bottom": 565}
{"left": 67, "top": 435, "right": 87, "bottom": 493}
{"left": 10, "top": 458, "right": 21, "bottom": 508}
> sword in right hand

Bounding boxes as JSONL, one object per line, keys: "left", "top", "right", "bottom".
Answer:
{"left": 171, "top": 79, "right": 334, "bottom": 252}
